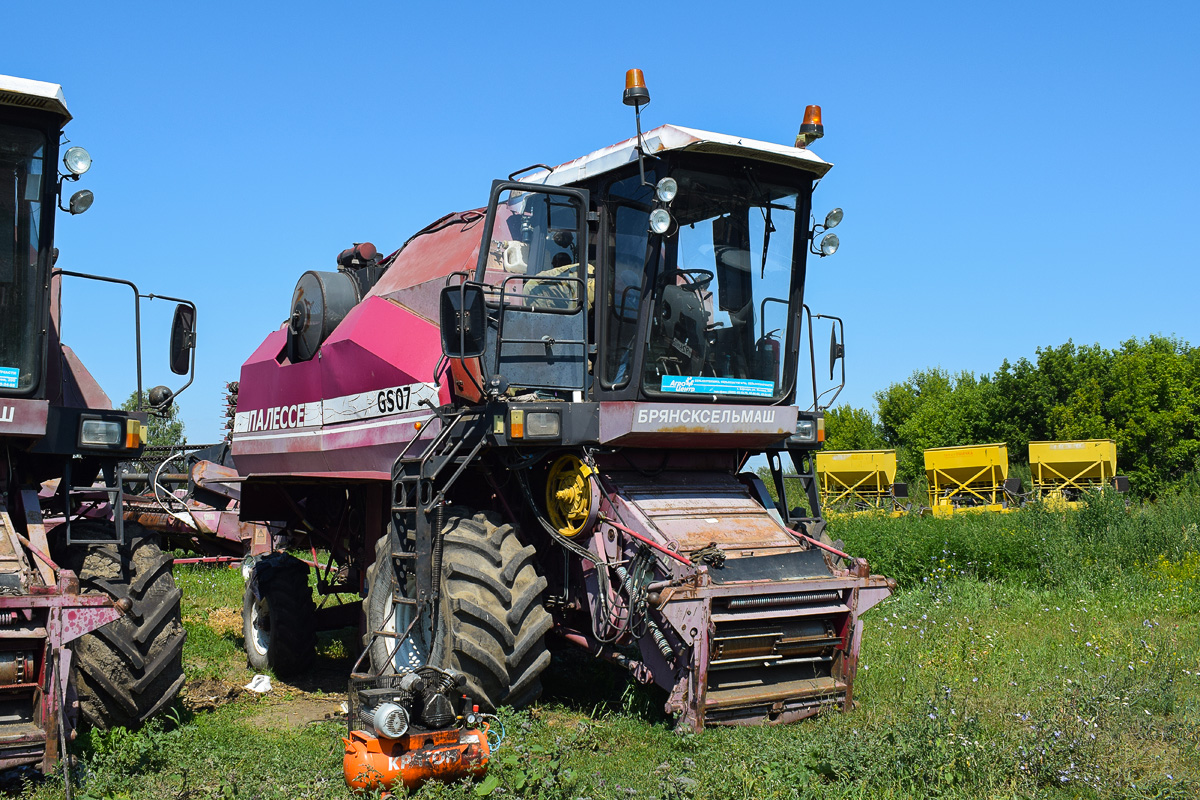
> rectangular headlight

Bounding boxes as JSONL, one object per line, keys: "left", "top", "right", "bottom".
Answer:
{"left": 526, "top": 411, "right": 561, "bottom": 438}
{"left": 795, "top": 419, "right": 816, "bottom": 442}
{"left": 80, "top": 419, "right": 123, "bottom": 446}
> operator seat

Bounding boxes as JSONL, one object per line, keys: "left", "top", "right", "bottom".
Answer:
{"left": 656, "top": 279, "right": 709, "bottom": 374}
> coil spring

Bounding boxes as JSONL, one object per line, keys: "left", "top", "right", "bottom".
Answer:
{"left": 614, "top": 563, "right": 674, "bottom": 659}
{"left": 649, "top": 625, "right": 673, "bottom": 659}
{"left": 725, "top": 590, "right": 842, "bottom": 610}
{"left": 0, "top": 612, "right": 16, "bottom": 626}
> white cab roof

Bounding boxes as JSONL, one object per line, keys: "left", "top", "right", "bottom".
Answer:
{"left": 0, "top": 75, "right": 71, "bottom": 125}
{"left": 526, "top": 124, "right": 832, "bottom": 186}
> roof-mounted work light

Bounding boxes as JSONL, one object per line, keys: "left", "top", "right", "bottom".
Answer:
{"left": 63, "top": 146, "right": 92, "bottom": 175}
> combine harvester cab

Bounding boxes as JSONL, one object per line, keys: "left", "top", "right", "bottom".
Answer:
{"left": 228, "top": 74, "right": 893, "bottom": 731}
{"left": 816, "top": 449, "right": 908, "bottom": 517}
{"left": 924, "top": 443, "right": 1021, "bottom": 516}
{"left": 1029, "top": 439, "right": 1128, "bottom": 509}
{"left": 0, "top": 75, "right": 195, "bottom": 773}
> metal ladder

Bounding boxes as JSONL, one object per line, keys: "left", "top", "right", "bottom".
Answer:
{"left": 61, "top": 458, "right": 126, "bottom": 546}
{"left": 387, "top": 404, "right": 490, "bottom": 639}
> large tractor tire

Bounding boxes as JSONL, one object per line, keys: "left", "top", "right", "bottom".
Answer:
{"left": 243, "top": 553, "right": 316, "bottom": 678}
{"left": 59, "top": 524, "right": 186, "bottom": 730}
{"left": 364, "top": 510, "right": 552, "bottom": 711}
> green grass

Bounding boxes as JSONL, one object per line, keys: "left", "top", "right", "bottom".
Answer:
{"left": 177, "top": 562, "right": 247, "bottom": 682}
{"left": 20, "top": 491, "right": 1200, "bottom": 800}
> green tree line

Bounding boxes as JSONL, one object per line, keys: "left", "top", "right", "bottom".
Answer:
{"left": 824, "top": 335, "right": 1200, "bottom": 495}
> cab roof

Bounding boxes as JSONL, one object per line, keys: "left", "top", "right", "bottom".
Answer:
{"left": 525, "top": 123, "right": 832, "bottom": 186}
{"left": 0, "top": 75, "right": 71, "bottom": 126}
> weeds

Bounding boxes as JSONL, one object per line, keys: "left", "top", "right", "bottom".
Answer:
{"left": 17, "top": 496, "right": 1199, "bottom": 800}
{"left": 837, "top": 484, "right": 1200, "bottom": 591}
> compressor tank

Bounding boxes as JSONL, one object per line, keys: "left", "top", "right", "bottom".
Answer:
{"left": 343, "top": 728, "right": 490, "bottom": 791}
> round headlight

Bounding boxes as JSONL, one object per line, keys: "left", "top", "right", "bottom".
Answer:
{"left": 655, "top": 177, "right": 678, "bottom": 203}
{"left": 820, "top": 232, "right": 839, "bottom": 256}
{"left": 63, "top": 146, "right": 92, "bottom": 176}
{"left": 649, "top": 208, "right": 673, "bottom": 234}
{"left": 69, "top": 189, "right": 94, "bottom": 215}
{"left": 823, "top": 207, "right": 843, "bottom": 229}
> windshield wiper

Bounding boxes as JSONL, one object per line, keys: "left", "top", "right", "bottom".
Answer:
{"left": 761, "top": 204, "right": 775, "bottom": 279}
{"left": 741, "top": 168, "right": 778, "bottom": 278}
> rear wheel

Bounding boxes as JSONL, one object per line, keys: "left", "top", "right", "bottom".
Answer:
{"left": 243, "top": 553, "right": 316, "bottom": 677}
{"left": 364, "top": 510, "right": 552, "bottom": 710}
{"left": 59, "top": 524, "right": 186, "bottom": 730}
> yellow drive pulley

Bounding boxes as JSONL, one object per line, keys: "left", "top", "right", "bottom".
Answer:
{"left": 545, "top": 453, "right": 600, "bottom": 538}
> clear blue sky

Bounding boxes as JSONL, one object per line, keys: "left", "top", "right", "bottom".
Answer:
{"left": 8, "top": 1, "right": 1199, "bottom": 442}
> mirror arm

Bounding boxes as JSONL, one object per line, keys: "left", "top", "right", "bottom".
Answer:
{"left": 55, "top": 269, "right": 144, "bottom": 408}
{"left": 812, "top": 313, "right": 845, "bottom": 410}
{"left": 802, "top": 304, "right": 818, "bottom": 410}
{"left": 54, "top": 172, "right": 80, "bottom": 212}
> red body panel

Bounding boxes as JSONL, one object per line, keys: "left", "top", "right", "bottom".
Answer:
{"left": 368, "top": 211, "right": 484, "bottom": 297}
{"left": 232, "top": 296, "right": 451, "bottom": 477}
{"left": 0, "top": 398, "right": 49, "bottom": 438}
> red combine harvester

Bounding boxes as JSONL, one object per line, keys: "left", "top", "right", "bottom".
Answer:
{"left": 230, "top": 73, "right": 892, "bottom": 732}
{"left": 0, "top": 74, "right": 194, "bottom": 774}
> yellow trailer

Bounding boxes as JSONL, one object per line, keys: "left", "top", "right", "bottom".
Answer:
{"left": 816, "top": 449, "right": 908, "bottom": 516}
{"left": 1029, "top": 439, "right": 1127, "bottom": 509}
{"left": 924, "top": 443, "right": 1018, "bottom": 516}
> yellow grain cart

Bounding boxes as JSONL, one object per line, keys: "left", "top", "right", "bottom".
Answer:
{"left": 924, "top": 443, "right": 1018, "bottom": 516}
{"left": 1029, "top": 439, "right": 1127, "bottom": 509}
{"left": 816, "top": 449, "right": 908, "bottom": 516}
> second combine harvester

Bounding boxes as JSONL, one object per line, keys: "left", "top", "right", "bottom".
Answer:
{"left": 227, "top": 73, "right": 892, "bottom": 731}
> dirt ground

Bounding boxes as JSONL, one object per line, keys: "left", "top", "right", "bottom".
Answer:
{"left": 181, "top": 677, "right": 245, "bottom": 713}
{"left": 183, "top": 633, "right": 353, "bottom": 731}
{"left": 182, "top": 674, "right": 347, "bottom": 729}
{"left": 242, "top": 693, "right": 347, "bottom": 730}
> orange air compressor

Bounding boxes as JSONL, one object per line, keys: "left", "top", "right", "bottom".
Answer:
{"left": 343, "top": 668, "right": 491, "bottom": 792}
{"left": 343, "top": 726, "right": 490, "bottom": 791}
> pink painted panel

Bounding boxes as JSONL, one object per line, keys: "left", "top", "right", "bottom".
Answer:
{"left": 237, "top": 328, "right": 324, "bottom": 411}
{"left": 232, "top": 297, "right": 451, "bottom": 478}
{"left": 60, "top": 606, "right": 122, "bottom": 644}
{"left": 319, "top": 297, "right": 449, "bottom": 401}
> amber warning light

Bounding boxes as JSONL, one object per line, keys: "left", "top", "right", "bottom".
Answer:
{"left": 623, "top": 69, "right": 650, "bottom": 107}
{"left": 795, "top": 105, "right": 824, "bottom": 148}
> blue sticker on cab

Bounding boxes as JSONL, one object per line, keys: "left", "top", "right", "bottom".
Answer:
{"left": 660, "top": 375, "right": 773, "bottom": 397}
{"left": 0, "top": 367, "right": 18, "bottom": 389}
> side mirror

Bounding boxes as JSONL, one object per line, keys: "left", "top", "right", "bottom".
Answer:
{"left": 439, "top": 283, "right": 487, "bottom": 359}
{"left": 170, "top": 304, "right": 196, "bottom": 375}
{"left": 828, "top": 323, "right": 844, "bottom": 380}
